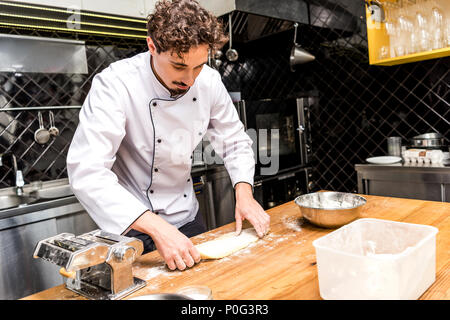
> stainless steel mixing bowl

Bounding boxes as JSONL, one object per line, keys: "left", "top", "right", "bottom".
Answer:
{"left": 128, "top": 293, "right": 192, "bottom": 300}
{"left": 294, "top": 192, "right": 367, "bottom": 228}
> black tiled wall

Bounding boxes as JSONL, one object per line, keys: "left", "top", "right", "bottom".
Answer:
{"left": 0, "top": 28, "right": 147, "bottom": 187}
{"left": 219, "top": 1, "right": 450, "bottom": 193}
{"left": 0, "top": 0, "right": 449, "bottom": 194}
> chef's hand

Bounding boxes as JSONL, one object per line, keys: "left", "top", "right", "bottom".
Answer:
{"left": 234, "top": 183, "right": 270, "bottom": 238}
{"left": 130, "top": 211, "right": 201, "bottom": 271}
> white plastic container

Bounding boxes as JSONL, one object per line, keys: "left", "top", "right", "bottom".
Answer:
{"left": 312, "top": 218, "right": 438, "bottom": 300}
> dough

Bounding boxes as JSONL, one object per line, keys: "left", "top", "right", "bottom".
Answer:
{"left": 196, "top": 228, "right": 259, "bottom": 260}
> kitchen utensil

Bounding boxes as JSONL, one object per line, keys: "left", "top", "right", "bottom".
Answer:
{"left": 294, "top": 192, "right": 366, "bottom": 228}
{"left": 214, "top": 50, "right": 223, "bottom": 59}
{"left": 366, "top": 156, "right": 402, "bottom": 164}
{"left": 33, "top": 229, "right": 146, "bottom": 300}
{"left": 176, "top": 285, "right": 213, "bottom": 300}
{"left": 225, "top": 14, "right": 238, "bottom": 62}
{"left": 387, "top": 136, "right": 402, "bottom": 156}
{"left": 414, "top": 132, "right": 443, "bottom": 139}
{"left": 34, "top": 111, "right": 50, "bottom": 144}
{"left": 290, "top": 23, "right": 315, "bottom": 71}
{"left": 48, "top": 111, "right": 59, "bottom": 137}
{"left": 128, "top": 293, "right": 192, "bottom": 300}
{"left": 312, "top": 218, "right": 438, "bottom": 300}
{"left": 411, "top": 132, "right": 445, "bottom": 148}
{"left": 214, "top": 59, "right": 223, "bottom": 68}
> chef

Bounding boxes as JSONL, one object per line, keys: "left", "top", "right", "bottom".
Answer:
{"left": 67, "top": 0, "right": 270, "bottom": 271}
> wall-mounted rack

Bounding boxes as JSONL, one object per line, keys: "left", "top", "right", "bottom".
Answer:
{"left": 0, "top": 106, "right": 82, "bottom": 112}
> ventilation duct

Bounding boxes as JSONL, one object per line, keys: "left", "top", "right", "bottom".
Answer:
{"left": 0, "top": 0, "right": 147, "bottom": 39}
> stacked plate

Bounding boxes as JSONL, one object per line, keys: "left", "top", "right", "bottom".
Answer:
{"left": 365, "top": 156, "right": 402, "bottom": 164}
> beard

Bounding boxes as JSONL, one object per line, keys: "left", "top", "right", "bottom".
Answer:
{"left": 169, "top": 82, "right": 189, "bottom": 97}
{"left": 169, "top": 87, "right": 188, "bottom": 96}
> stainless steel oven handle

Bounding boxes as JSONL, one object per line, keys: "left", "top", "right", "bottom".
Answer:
{"left": 240, "top": 100, "right": 248, "bottom": 129}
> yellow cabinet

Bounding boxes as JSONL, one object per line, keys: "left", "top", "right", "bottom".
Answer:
{"left": 366, "top": 0, "right": 450, "bottom": 66}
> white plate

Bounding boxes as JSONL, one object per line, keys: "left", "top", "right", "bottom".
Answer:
{"left": 366, "top": 156, "right": 402, "bottom": 164}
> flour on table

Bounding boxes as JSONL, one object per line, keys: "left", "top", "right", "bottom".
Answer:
{"left": 133, "top": 263, "right": 180, "bottom": 281}
{"left": 282, "top": 216, "right": 303, "bottom": 232}
{"left": 230, "top": 239, "right": 260, "bottom": 256}
{"left": 195, "top": 228, "right": 259, "bottom": 260}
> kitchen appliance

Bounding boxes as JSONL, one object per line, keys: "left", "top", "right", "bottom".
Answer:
{"left": 192, "top": 166, "right": 236, "bottom": 230}
{"left": 254, "top": 167, "right": 315, "bottom": 210}
{"left": 236, "top": 97, "right": 314, "bottom": 177}
{"left": 33, "top": 229, "right": 146, "bottom": 300}
{"left": 295, "top": 191, "right": 367, "bottom": 228}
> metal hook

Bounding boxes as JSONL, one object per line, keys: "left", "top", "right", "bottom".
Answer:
{"left": 293, "top": 23, "right": 298, "bottom": 45}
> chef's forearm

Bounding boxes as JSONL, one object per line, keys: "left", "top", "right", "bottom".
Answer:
{"left": 235, "top": 182, "right": 253, "bottom": 202}
{"left": 130, "top": 210, "right": 166, "bottom": 238}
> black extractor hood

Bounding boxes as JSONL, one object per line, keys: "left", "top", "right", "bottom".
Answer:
{"left": 203, "top": 0, "right": 360, "bottom": 43}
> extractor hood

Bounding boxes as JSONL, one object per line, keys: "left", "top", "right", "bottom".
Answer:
{"left": 201, "top": 0, "right": 309, "bottom": 24}
{"left": 202, "top": 0, "right": 360, "bottom": 43}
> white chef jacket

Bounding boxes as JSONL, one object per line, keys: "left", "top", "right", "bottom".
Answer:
{"left": 67, "top": 51, "right": 255, "bottom": 235}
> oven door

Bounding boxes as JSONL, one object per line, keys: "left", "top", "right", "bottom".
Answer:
{"left": 253, "top": 167, "right": 315, "bottom": 210}
{"left": 239, "top": 98, "right": 309, "bottom": 176}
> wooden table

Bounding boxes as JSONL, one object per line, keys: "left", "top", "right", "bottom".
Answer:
{"left": 23, "top": 193, "right": 449, "bottom": 300}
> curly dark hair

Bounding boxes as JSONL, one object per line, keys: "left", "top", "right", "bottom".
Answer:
{"left": 147, "top": 0, "right": 228, "bottom": 57}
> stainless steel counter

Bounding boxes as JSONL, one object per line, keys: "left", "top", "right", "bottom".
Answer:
{"left": 356, "top": 162, "right": 450, "bottom": 172}
{"left": 0, "top": 195, "right": 96, "bottom": 300}
{"left": 0, "top": 165, "right": 227, "bottom": 225}
{"left": 0, "top": 164, "right": 233, "bottom": 299}
{"left": 355, "top": 163, "right": 450, "bottom": 202}
{"left": 0, "top": 196, "right": 80, "bottom": 229}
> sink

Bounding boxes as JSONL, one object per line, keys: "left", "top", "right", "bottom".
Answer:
{"left": 0, "top": 194, "right": 38, "bottom": 210}
{"left": 31, "top": 184, "right": 73, "bottom": 199}
{"left": 0, "top": 179, "right": 73, "bottom": 211}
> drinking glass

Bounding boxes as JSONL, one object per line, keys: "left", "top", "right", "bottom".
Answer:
{"left": 446, "top": 17, "right": 450, "bottom": 46}
{"left": 430, "top": 2, "right": 445, "bottom": 49}
{"left": 387, "top": 137, "right": 402, "bottom": 157}
{"left": 416, "top": 0, "right": 431, "bottom": 51}
{"left": 384, "top": 1, "right": 398, "bottom": 58}
{"left": 398, "top": 9, "right": 414, "bottom": 55}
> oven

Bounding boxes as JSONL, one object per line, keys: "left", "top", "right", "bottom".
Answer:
{"left": 236, "top": 97, "right": 315, "bottom": 178}
{"left": 253, "top": 166, "right": 316, "bottom": 210}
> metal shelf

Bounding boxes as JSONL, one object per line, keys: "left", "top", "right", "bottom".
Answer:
{"left": 372, "top": 47, "right": 450, "bottom": 66}
{"left": 0, "top": 106, "right": 82, "bottom": 112}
